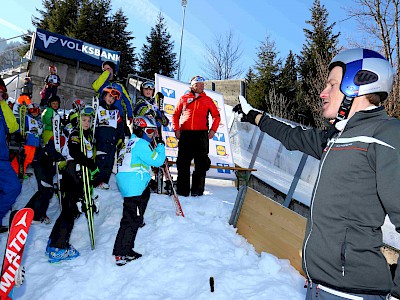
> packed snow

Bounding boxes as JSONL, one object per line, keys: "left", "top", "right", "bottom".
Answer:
{"left": 2, "top": 172, "right": 306, "bottom": 299}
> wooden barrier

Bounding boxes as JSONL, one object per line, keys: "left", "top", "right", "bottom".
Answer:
{"left": 236, "top": 187, "right": 307, "bottom": 276}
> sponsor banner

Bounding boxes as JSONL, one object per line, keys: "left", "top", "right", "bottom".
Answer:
{"left": 155, "top": 74, "right": 236, "bottom": 180}
{"left": 33, "top": 28, "right": 120, "bottom": 70}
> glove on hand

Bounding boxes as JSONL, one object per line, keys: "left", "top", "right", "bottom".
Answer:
{"left": 155, "top": 136, "right": 165, "bottom": 145}
{"left": 239, "top": 95, "right": 259, "bottom": 115}
{"left": 238, "top": 96, "right": 262, "bottom": 125}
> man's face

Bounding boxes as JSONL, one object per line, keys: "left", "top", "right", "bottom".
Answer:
{"left": 320, "top": 66, "right": 344, "bottom": 119}
{"left": 143, "top": 87, "right": 154, "bottom": 98}
{"left": 191, "top": 82, "right": 204, "bottom": 94}
{"left": 103, "top": 64, "right": 114, "bottom": 80}
{"left": 50, "top": 101, "right": 59, "bottom": 110}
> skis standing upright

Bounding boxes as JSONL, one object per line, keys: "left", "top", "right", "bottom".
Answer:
{"left": 154, "top": 93, "right": 164, "bottom": 194}
{"left": 0, "top": 208, "right": 34, "bottom": 300}
{"left": 79, "top": 108, "right": 96, "bottom": 249}
{"left": 17, "top": 105, "right": 27, "bottom": 181}
{"left": 52, "top": 112, "right": 62, "bottom": 210}
{"left": 91, "top": 97, "right": 99, "bottom": 137}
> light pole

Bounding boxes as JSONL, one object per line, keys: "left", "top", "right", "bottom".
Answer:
{"left": 177, "top": 0, "right": 187, "bottom": 81}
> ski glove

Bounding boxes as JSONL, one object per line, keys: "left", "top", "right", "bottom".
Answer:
{"left": 14, "top": 265, "right": 25, "bottom": 288}
{"left": 155, "top": 136, "right": 165, "bottom": 145}
{"left": 237, "top": 96, "right": 262, "bottom": 126}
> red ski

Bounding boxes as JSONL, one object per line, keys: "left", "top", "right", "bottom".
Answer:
{"left": 0, "top": 208, "right": 34, "bottom": 300}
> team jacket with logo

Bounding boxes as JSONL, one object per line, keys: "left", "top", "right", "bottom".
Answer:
{"left": 257, "top": 107, "right": 400, "bottom": 296}
{"left": 116, "top": 133, "right": 165, "bottom": 197}
{"left": 172, "top": 91, "right": 220, "bottom": 132}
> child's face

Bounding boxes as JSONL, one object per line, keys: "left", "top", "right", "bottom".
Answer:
{"left": 104, "top": 93, "right": 116, "bottom": 105}
{"left": 31, "top": 112, "right": 39, "bottom": 117}
{"left": 81, "top": 115, "right": 91, "bottom": 130}
{"left": 50, "top": 101, "right": 59, "bottom": 110}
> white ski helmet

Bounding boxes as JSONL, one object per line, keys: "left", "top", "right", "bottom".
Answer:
{"left": 329, "top": 48, "right": 395, "bottom": 101}
{"left": 132, "top": 115, "right": 158, "bottom": 137}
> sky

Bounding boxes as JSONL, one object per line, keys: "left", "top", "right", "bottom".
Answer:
{"left": 0, "top": 1, "right": 361, "bottom": 82}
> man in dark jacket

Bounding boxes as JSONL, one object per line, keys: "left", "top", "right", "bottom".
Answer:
{"left": 239, "top": 48, "right": 400, "bottom": 300}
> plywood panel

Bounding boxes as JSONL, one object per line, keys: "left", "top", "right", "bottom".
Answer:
{"left": 236, "top": 187, "right": 307, "bottom": 275}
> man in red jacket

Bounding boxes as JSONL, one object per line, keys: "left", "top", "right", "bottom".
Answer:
{"left": 172, "top": 75, "right": 221, "bottom": 197}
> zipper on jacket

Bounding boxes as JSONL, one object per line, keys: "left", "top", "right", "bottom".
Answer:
{"left": 341, "top": 227, "right": 348, "bottom": 276}
{"left": 303, "top": 136, "right": 338, "bottom": 282}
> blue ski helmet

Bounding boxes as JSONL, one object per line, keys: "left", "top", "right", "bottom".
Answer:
{"left": 329, "top": 48, "right": 395, "bottom": 101}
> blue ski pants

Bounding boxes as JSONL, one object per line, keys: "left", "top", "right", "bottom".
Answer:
{"left": 0, "top": 160, "right": 21, "bottom": 224}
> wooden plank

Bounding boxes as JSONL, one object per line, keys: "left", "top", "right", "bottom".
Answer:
{"left": 236, "top": 187, "right": 307, "bottom": 276}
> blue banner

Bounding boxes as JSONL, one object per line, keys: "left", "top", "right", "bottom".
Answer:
{"left": 34, "top": 28, "right": 120, "bottom": 70}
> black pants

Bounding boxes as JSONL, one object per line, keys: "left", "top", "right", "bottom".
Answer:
{"left": 176, "top": 130, "right": 210, "bottom": 196}
{"left": 25, "top": 153, "right": 55, "bottom": 221}
{"left": 113, "top": 187, "right": 150, "bottom": 256}
{"left": 95, "top": 142, "right": 117, "bottom": 185}
{"left": 49, "top": 162, "right": 82, "bottom": 249}
{"left": 305, "top": 282, "right": 386, "bottom": 300}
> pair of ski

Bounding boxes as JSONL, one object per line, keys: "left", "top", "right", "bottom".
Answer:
{"left": 79, "top": 97, "right": 99, "bottom": 250}
{"left": 153, "top": 93, "right": 184, "bottom": 217}
{"left": 52, "top": 98, "right": 99, "bottom": 249}
{"left": 0, "top": 208, "right": 34, "bottom": 300}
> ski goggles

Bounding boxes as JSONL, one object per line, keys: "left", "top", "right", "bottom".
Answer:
{"left": 103, "top": 87, "right": 121, "bottom": 100}
{"left": 144, "top": 128, "right": 157, "bottom": 136}
{"left": 190, "top": 75, "right": 205, "bottom": 86}
{"left": 81, "top": 106, "right": 95, "bottom": 116}
{"left": 142, "top": 82, "right": 155, "bottom": 89}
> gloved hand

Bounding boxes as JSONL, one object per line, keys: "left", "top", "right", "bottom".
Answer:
{"left": 58, "top": 160, "right": 67, "bottom": 170}
{"left": 155, "top": 136, "right": 165, "bottom": 145}
{"left": 128, "top": 117, "right": 133, "bottom": 125}
{"left": 90, "top": 167, "right": 100, "bottom": 182}
{"left": 14, "top": 265, "right": 25, "bottom": 288}
{"left": 238, "top": 96, "right": 262, "bottom": 125}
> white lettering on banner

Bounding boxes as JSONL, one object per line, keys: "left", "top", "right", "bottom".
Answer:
{"left": 37, "top": 31, "right": 120, "bottom": 63}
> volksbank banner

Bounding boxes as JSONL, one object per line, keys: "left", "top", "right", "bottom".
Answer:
{"left": 155, "top": 74, "right": 236, "bottom": 180}
{"left": 33, "top": 28, "right": 120, "bottom": 69}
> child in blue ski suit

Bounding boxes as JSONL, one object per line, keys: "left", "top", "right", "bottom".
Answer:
{"left": 113, "top": 115, "right": 165, "bottom": 266}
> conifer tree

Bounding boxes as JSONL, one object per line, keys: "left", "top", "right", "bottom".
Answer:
{"left": 297, "top": 0, "right": 340, "bottom": 127}
{"left": 138, "top": 12, "right": 177, "bottom": 80}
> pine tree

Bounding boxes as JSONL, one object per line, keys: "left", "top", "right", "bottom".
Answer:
{"left": 109, "top": 9, "right": 137, "bottom": 79}
{"left": 298, "top": 0, "right": 340, "bottom": 127}
{"left": 246, "top": 34, "right": 281, "bottom": 111}
{"left": 138, "top": 13, "right": 177, "bottom": 80}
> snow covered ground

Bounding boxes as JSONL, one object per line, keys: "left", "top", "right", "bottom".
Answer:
{"left": 3, "top": 173, "right": 306, "bottom": 300}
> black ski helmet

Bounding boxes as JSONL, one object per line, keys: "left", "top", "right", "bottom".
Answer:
{"left": 131, "top": 115, "right": 157, "bottom": 138}
{"left": 102, "top": 61, "right": 116, "bottom": 75}
{"left": 47, "top": 95, "right": 61, "bottom": 107}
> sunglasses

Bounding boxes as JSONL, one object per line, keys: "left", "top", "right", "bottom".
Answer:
{"left": 103, "top": 87, "right": 121, "bottom": 100}
{"left": 142, "top": 82, "right": 155, "bottom": 89}
{"left": 82, "top": 106, "right": 95, "bottom": 116}
{"left": 144, "top": 128, "right": 157, "bottom": 135}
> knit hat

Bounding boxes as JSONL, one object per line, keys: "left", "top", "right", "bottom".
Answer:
{"left": 190, "top": 75, "right": 205, "bottom": 86}
{"left": 102, "top": 61, "right": 116, "bottom": 74}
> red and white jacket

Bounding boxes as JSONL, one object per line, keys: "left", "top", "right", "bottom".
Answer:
{"left": 172, "top": 91, "right": 220, "bottom": 132}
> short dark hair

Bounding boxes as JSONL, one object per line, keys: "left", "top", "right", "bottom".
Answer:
{"left": 365, "top": 93, "right": 384, "bottom": 106}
